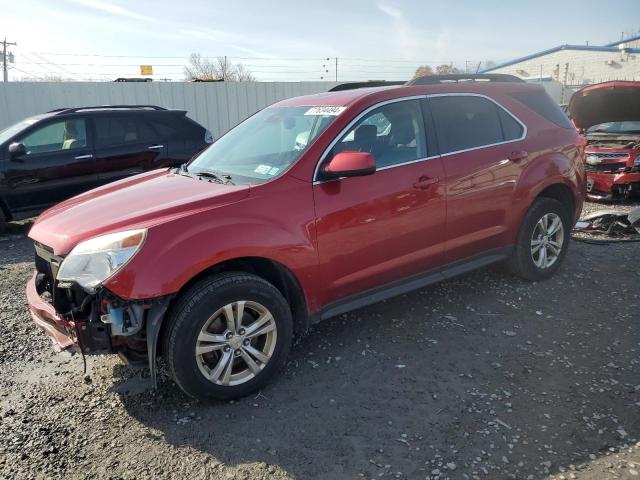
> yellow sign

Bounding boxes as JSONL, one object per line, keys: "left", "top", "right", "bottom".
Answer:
{"left": 140, "top": 65, "right": 153, "bottom": 76}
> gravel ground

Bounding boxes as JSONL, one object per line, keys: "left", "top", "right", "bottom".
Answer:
{"left": 0, "top": 204, "right": 639, "bottom": 480}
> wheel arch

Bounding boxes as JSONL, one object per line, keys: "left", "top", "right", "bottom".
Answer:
{"left": 156, "top": 256, "right": 310, "bottom": 357}
{"left": 535, "top": 182, "right": 576, "bottom": 223}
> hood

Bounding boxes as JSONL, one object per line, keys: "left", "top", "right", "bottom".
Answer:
{"left": 569, "top": 81, "right": 640, "bottom": 130}
{"left": 29, "top": 169, "right": 250, "bottom": 255}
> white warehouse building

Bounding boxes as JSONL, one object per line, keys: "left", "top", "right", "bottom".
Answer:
{"left": 482, "top": 35, "right": 640, "bottom": 86}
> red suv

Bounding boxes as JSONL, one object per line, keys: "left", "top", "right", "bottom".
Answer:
{"left": 568, "top": 81, "right": 640, "bottom": 200}
{"left": 26, "top": 75, "right": 585, "bottom": 401}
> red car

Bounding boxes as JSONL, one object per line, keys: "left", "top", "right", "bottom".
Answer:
{"left": 569, "top": 81, "right": 640, "bottom": 200}
{"left": 26, "top": 74, "right": 585, "bottom": 401}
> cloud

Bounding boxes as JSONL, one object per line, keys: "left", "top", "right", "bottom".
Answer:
{"left": 377, "top": 3, "right": 423, "bottom": 60}
{"left": 72, "top": 0, "right": 150, "bottom": 22}
{"left": 378, "top": 4, "right": 403, "bottom": 19}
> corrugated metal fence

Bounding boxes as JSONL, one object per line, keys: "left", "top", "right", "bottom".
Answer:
{"left": 0, "top": 81, "right": 340, "bottom": 138}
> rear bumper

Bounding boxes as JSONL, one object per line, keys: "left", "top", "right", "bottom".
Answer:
{"left": 586, "top": 170, "right": 640, "bottom": 199}
{"left": 26, "top": 272, "right": 77, "bottom": 351}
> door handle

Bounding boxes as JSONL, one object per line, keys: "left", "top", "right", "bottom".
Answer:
{"left": 148, "top": 144, "right": 164, "bottom": 150}
{"left": 74, "top": 154, "right": 93, "bottom": 160}
{"left": 413, "top": 176, "right": 439, "bottom": 190}
{"left": 508, "top": 150, "right": 528, "bottom": 162}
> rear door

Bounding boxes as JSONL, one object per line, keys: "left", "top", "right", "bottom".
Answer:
{"left": 92, "top": 113, "right": 167, "bottom": 183}
{"left": 147, "top": 112, "right": 208, "bottom": 166}
{"left": 3, "top": 116, "right": 96, "bottom": 213}
{"left": 313, "top": 97, "right": 446, "bottom": 306}
{"left": 427, "top": 94, "right": 526, "bottom": 262}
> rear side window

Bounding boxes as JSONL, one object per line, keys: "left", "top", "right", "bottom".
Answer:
{"left": 510, "top": 90, "right": 574, "bottom": 129}
{"left": 94, "top": 116, "right": 156, "bottom": 147}
{"left": 430, "top": 96, "right": 507, "bottom": 154}
{"left": 498, "top": 108, "right": 525, "bottom": 140}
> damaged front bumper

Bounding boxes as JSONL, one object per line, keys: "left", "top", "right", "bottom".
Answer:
{"left": 27, "top": 261, "right": 171, "bottom": 386}
{"left": 27, "top": 272, "right": 77, "bottom": 352}
{"left": 586, "top": 167, "right": 640, "bottom": 200}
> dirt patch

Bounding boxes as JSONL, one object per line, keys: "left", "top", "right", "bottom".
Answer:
{"left": 1, "top": 205, "right": 639, "bottom": 479}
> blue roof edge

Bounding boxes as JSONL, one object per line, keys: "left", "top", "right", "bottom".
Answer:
{"left": 604, "top": 34, "right": 640, "bottom": 47}
{"left": 481, "top": 44, "right": 640, "bottom": 73}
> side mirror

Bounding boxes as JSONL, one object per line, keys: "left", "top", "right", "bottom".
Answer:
{"left": 321, "top": 151, "right": 376, "bottom": 179}
{"left": 8, "top": 142, "right": 27, "bottom": 158}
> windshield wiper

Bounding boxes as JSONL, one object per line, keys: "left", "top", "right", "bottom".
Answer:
{"left": 194, "top": 170, "right": 235, "bottom": 185}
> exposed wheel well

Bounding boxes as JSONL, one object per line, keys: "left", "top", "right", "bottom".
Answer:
{"left": 536, "top": 184, "right": 576, "bottom": 223}
{"left": 157, "top": 257, "right": 309, "bottom": 355}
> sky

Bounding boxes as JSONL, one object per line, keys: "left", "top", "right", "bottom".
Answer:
{"left": 2, "top": 0, "right": 640, "bottom": 82}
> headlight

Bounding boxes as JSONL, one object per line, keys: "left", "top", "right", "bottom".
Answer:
{"left": 57, "top": 229, "right": 146, "bottom": 291}
{"left": 634, "top": 157, "right": 640, "bottom": 166}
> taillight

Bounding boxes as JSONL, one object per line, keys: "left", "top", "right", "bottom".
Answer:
{"left": 576, "top": 134, "right": 587, "bottom": 160}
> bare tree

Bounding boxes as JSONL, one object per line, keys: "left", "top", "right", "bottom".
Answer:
{"left": 435, "top": 64, "right": 463, "bottom": 75}
{"left": 184, "top": 53, "right": 254, "bottom": 82}
{"left": 413, "top": 65, "right": 433, "bottom": 78}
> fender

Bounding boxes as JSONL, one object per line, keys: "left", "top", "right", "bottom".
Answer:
{"left": 509, "top": 148, "right": 584, "bottom": 238}
{"left": 103, "top": 179, "right": 319, "bottom": 308}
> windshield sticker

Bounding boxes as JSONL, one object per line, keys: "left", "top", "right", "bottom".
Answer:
{"left": 304, "top": 106, "right": 346, "bottom": 116}
{"left": 254, "top": 164, "right": 272, "bottom": 174}
{"left": 267, "top": 167, "right": 280, "bottom": 176}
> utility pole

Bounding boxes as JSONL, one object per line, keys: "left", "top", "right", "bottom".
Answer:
{"left": 335, "top": 57, "right": 338, "bottom": 82}
{"left": 2, "top": 38, "right": 17, "bottom": 82}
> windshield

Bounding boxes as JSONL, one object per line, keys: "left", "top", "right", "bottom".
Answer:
{"left": 0, "top": 116, "right": 42, "bottom": 145}
{"left": 587, "top": 121, "right": 640, "bottom": 134}
{"left": 188, "top": 106, "right": 340, "bottom": 183}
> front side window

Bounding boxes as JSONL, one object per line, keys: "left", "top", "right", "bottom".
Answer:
{"left": 188, "top": 106, "right": 338, "bottom": 184}
{"left": 430, "top": 96, "right": 509, "bottom": 154}
{"left": 18, "top": 119, "right": 87, "bottom": 155}
{"left": 0, "top": 116, "right": 41, "bottom": 146}
{"left": 329, "top": 99, "right": 427, "bottom": 169}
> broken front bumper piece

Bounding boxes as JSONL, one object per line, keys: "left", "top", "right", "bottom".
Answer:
{"left": 574, "top": 207, "right": 640, "bottom": 237}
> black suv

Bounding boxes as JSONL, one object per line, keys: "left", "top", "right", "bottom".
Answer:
{"left": 0, "top": 105, "right": 211, "bottom": 231}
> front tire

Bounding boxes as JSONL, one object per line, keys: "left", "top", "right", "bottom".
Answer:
{"left": 163, "top": 272, "right": 293, "bottom": 401}
{"left": 0, "top": 208, "right": 6, "bottom": 235}
{"left": 508, "top": 198, "right": 571, "bottom": 281}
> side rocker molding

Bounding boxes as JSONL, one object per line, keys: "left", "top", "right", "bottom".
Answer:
{"left": 317, "top": 246, "right": 512, "bottom": 322}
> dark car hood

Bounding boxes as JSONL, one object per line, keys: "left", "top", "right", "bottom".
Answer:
{"left": 29, "top": 169, "right": 250, "bottom": 255}
{"left": 569, "top": 81, "right": 640, "bottom": 130}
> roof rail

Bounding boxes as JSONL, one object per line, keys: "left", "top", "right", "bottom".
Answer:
{"left": 47, "top": 105, "right": 167, "bottom": 114}
{"left": 406, "top": 74, "right": 524, "bottom": 86}
{"left": 328, "top": 80, "right": 405, "bottom": 92}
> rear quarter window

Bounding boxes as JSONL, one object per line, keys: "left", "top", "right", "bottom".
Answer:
{"left": 510, "top": 90, "right": 574, "bottom": 129}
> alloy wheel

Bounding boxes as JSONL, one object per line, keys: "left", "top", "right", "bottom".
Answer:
{"left": 195, "top": 301, "right": 277, "bottom": 386}
{"left": 530, "top": 212, "right": 564, "bottom": 269}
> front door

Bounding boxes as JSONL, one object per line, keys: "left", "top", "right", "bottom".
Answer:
{"left": 3, "top": 117, "right": 96, "bottom": 214}
{"left": 313, "top": 98, "right": 446, "bottom": 306}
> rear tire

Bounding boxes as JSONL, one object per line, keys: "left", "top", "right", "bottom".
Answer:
{"left": 163, "top": 272, "right": 293, "bottom": 402}
{"left": 508, "top": 198, "right": 571, "bottom": 281}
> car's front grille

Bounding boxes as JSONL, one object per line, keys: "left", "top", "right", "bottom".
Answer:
{"left": 33, "top": 242, "right": 63, "bottom": 300}
{"left": 587, "top": 152, "right": 629, "bottom": 160}
{"left": 585, "top": 161, "right": 628, "bottom": 173}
